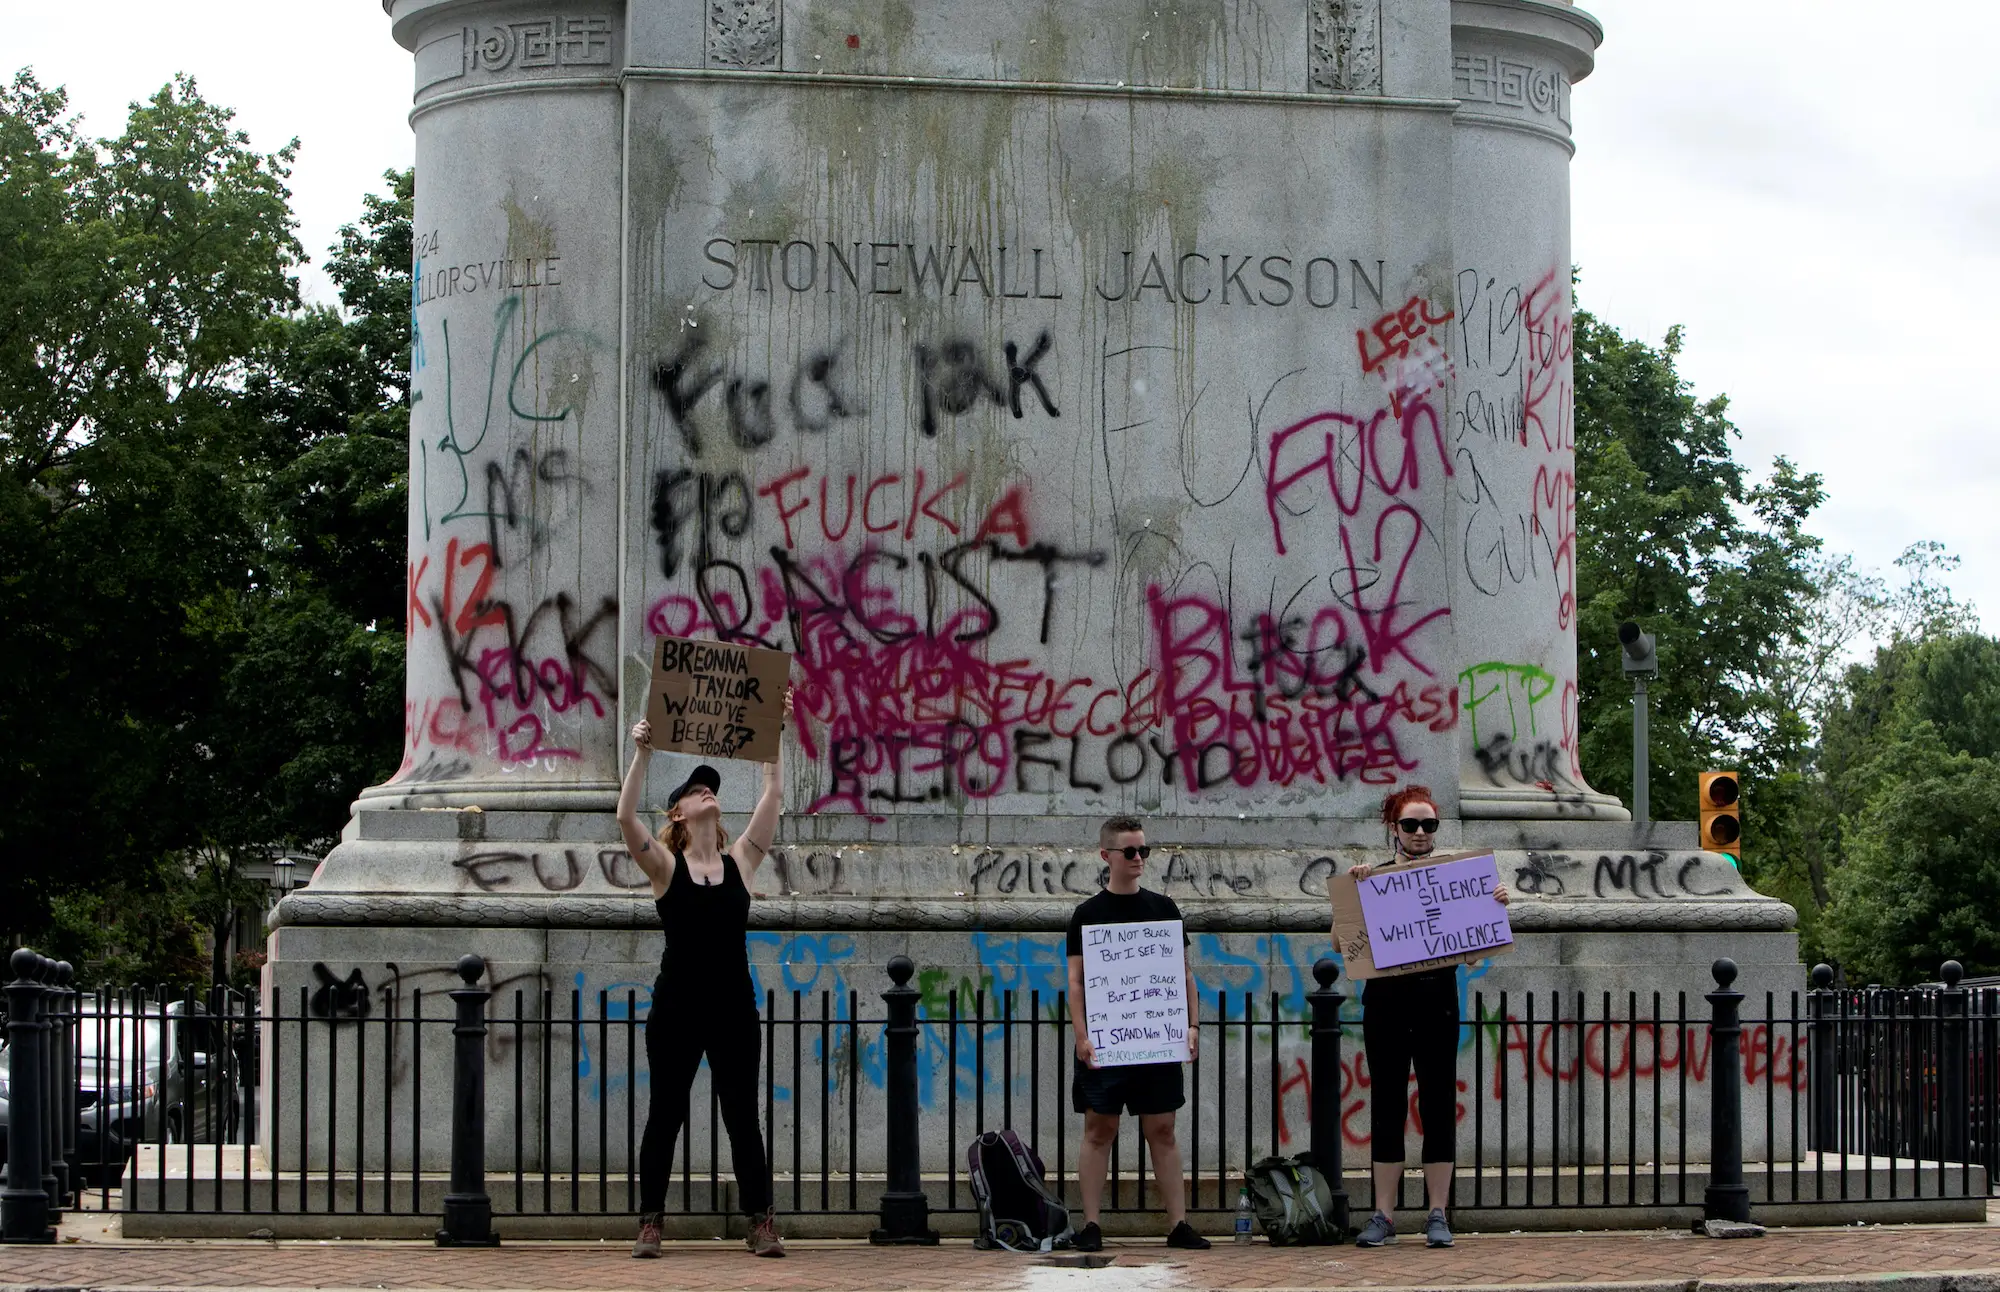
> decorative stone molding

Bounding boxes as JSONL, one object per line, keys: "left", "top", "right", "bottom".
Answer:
{"left": 1453, "top": 45, "right": 1572, "bottom": 132}
{"left": 1309, "top": 0, "right": 1385, "bottom": 94}
{"left": 415, "top": 13, "right": 617, "bottom": 94}
{"left": 274, "top": 891, "right": 1797, "bottom": 934}
{"left": 708, "top": 0, "right": 781, "bottom": 70}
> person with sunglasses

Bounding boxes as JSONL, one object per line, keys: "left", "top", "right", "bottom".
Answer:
{"left": 1064, "top": 815, "right": 1210, "bottom": 1252}
{"left": 1346, "top": 785, "right": 1508, "bottom": 1250}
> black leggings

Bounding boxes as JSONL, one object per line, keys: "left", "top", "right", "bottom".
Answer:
{"left": 638, "top": 1005, "right": 771, "bottom": 1216}
{"left": 1361, "top": 970, "right": 1460, "bottom": 1164}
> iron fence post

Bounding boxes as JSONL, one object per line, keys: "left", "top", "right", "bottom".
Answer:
{"left": 1, "top": 949, "right": 54, "bottom": 1243}
{"left": 33, "top": 958, "right": 59, "bottom": 1214}
{"left": 871, "top": 955, "right": 938, "bottom": 1245}
{"left": 44, "top": 962, "right": 73, "bottom": 1212}
{"left": 1703, "top": 958, "right": 1750, "bottom": 1225}
{"left": 1808, "top": 964, "right": 1837, "bottom": 1154}
{"left": 1308, "top": 958, "right": 1351, "bottom": 1235}
{"left": 436, "top": 955, "right": 498, "bottom": 1247}
{"left": 1941, "top": 961, "right": 1968, "bottom": 1167}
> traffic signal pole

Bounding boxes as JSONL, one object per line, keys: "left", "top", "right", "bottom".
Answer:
{"left": 1619, "top": 622, "right": 1657, "bottom": 824}
{"left": 1632, "top": 674, "right": 1649, "bottom": 824}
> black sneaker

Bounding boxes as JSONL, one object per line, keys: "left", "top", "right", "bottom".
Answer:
{"left": 1073, "top": 1220, "right": 1103, "bottom": 1252}
{"left": 1166, "top": 1220, "right": 1212, "bottom": 1250}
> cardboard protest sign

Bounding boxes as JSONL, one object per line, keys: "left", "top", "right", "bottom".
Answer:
{"left": 1328, "top": 850, "right": 1515, "bottom": 980}
{"left": 645, "top": 636, "right": 792, "bottom": 762}
{"left": 1079, "top": 919, "right": 1191, "bottom": 1067}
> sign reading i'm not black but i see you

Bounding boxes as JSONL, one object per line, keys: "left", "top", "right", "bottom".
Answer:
{"left": 1079, "top": 920, "right": 1191, "bottom": 1067}
{"left": 646, "top": 635, "right": 792, "bottom": 762}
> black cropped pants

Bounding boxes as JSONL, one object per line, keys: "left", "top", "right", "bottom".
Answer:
{"left": 1361, "top": 969, "right": 1460, "bottom": 1164}
{"left": 638, "top": 1003, "right": 771, "bottom": 1216}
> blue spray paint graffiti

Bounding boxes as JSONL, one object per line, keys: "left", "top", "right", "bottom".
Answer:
{"left": 560, "top": 940, "right": 1495, "bottom": 1114}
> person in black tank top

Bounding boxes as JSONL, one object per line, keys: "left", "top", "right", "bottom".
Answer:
{"left": 1347, "top": 785, "right": 1509, "bottom": 1252}
{"left": 615, "top": 706, "right": 792, "bottom": 1259}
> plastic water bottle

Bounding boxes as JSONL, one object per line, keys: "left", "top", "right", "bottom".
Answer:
{"left": 1234, "top": 1186, "right": 1254, "bottom": 1243}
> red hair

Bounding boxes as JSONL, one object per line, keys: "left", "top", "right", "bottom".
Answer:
{"left": 1380, "top": 785, "right": 1438, "bottom": 826}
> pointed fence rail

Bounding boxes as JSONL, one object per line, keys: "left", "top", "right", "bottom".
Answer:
{"left": 1, "top": 953, "right": 1991, "bottom": 1240}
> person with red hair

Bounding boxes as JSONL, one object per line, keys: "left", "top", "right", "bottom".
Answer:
{"left": 1347, "top": 786, "right": 1508, "bottom": 1250}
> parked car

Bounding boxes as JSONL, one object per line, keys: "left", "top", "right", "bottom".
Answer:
{"left": 1, "top": 998, "right": 244, "bottom": 1186}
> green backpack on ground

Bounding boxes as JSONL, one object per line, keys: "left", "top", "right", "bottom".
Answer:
{"left": 1243, "top": 1152, "right": 1346, "bottom": 1245}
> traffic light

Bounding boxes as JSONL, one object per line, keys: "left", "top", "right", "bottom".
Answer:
{"left": 1700, "top": 771, "right": 1741, "bottom": 862}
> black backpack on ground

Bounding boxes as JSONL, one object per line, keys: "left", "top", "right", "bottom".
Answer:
{"left": 968, "top": 1129, "right": 1075, "bottom": 1252}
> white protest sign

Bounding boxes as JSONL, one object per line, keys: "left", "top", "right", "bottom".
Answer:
{"left": 1355, "top": 853, "right": 1514, "bottom": 971}
{"left": 1079, "top": 919, "right": 1191, "bottom": 1067}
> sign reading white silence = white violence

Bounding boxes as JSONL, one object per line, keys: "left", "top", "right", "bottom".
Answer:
{"left": 1355, "top": 853, "right": 1514, "bottom": 971}
{"left": 1079, "top": 919, "right": 1190, "bottom": 1067}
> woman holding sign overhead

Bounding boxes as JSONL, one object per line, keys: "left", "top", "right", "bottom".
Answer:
{"left": 1346, "top": 786, "right": 1508, "bottom": 1251}
{"left": 615, "top": 694, "right": 793, "bottom": 1261}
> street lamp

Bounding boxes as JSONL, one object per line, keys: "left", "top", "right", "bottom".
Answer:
{"left": 1619, "top": 621, "right": 1658, "bottom": 822}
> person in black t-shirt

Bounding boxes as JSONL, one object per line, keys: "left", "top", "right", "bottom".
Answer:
{"left": 1347, "top": 785, "right": 1509, "bottom": 1251}
{"left": 1064, "top": 814, "right": 1211, "bottom": 1252}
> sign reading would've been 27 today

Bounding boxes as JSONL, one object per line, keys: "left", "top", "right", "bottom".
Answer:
{"left": 1079, "top": 919, "right": 1191, "bottom": 1067}
{"left": 645, "top": 636, "right": 792, "bottom": 763}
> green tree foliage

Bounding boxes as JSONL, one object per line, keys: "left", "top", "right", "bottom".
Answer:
{"left": 0, "top": 72, "right": 301, "bottom": 965}
{"left": 0, "top": 71, "right": 409, "bottom": 983}
{"left": 1822, "top": 735, "right": 2000, "bottom": 985}
{"left": 1570, "top": 305, "right": 1825, "bottom": 916}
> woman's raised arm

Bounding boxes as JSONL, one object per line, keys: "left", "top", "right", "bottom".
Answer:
{"left": 730, "top": 688, "right": 794, "bottom": 885}
{"left": 616, "top": 720, "right": 671, "bottom": 889}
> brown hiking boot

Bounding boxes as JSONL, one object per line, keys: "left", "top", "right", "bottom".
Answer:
{"left": 747, "top": 1207, "right": 786, "bottom": 1257}
{"left": 632, "top": 1212, "right": 663, "bottom": 1258}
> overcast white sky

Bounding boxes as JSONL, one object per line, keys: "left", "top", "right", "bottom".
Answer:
{"left": 13, "top": 1, "right": 1996, "bottom": 634}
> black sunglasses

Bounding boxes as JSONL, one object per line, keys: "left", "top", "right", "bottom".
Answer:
{"left": 1397, "top": 818, "right": 1441, "bottom": 834}
{"left": 1107, "top": 845, "right": 1152, "bottom": 860}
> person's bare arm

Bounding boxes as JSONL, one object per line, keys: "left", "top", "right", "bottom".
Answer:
{"left": 615, "top": 721, "right": 671, "bottom": 889}
{"left": 1068, "top": 953, "right": 1096, "bottom": 1068}
{"left": 730, "top": 754, "right": 783, "bottom": 885}
{"left": 730, "top": 687, "right": 795, "bottom": 886}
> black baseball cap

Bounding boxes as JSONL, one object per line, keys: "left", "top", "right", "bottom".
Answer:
{"left": 665, "top": 764, "right": 721, "bottom": 811}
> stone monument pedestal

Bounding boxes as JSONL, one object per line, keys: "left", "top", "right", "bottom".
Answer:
{"left": 276, "top": 0, "right": 1810, "bottom": 1203}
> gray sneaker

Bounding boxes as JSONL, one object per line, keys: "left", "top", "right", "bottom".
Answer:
{"left": 631, "top": 1212, "right": 662, "bottom": 1258}
{"left": 1354, "top": 1210, "right": 1397, "bottom": 1247}
{"left": 1424, "top": 1208, "right": 1454, "bottom": 1248}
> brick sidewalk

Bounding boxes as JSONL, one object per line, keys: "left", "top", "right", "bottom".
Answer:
{"left": 3, "top": 1225, "right": 2000, "bottom": 1292}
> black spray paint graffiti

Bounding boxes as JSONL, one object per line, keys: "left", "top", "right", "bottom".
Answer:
{"left": 769, "top": 849, "right": 853, "bottom": 897}
{"left": 482, "top": 446, "right": 589, "bottom": 558}
{"left": 1473, "top": 733, "right": 1569, "bottom": 788}
{"left": 309, "top": 964, "right": 371, "bottom": 1020}
{"left": 1512, "top": 852, "right": 1738, "bottom": 901}
{"left": 452, "top": 849, "right": 651, "bottom": 892}
{"left": 652, "top": 331, "right": 1059, "bottom": 455}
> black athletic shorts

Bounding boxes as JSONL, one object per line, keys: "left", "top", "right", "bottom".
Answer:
{"left": 1071, "top": 1060, "right": 1185, "bottom": 1116}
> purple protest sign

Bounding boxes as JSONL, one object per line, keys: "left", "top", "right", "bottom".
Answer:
{"left": 1354, "top": 853, "right": 1513, "bottom": 971}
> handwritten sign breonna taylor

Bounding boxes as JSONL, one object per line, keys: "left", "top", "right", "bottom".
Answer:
{"left": 1329, "top": 850, "right": 1515, "bottom": 980}
{"left": 1079, "top": 919, "right": 1191, "bottom": 1067}
{"left": 645, "top": 636, "right": 792, "bottom": 763}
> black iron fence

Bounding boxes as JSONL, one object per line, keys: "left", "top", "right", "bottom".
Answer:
{"left": 2, "top": 949, "right": 1994, "bottom": 1244}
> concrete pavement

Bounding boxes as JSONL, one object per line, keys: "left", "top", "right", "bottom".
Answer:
{"left": 5, "top": 1219, "right": 2000, "bottom": 1292}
